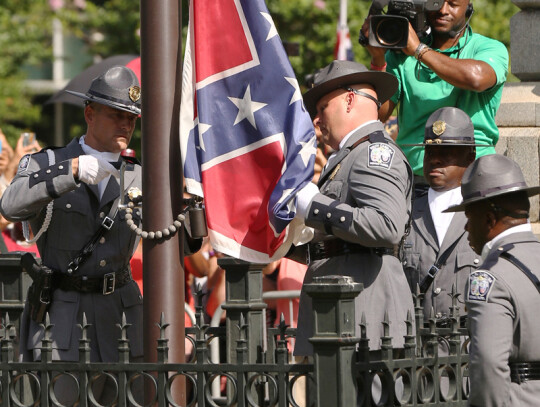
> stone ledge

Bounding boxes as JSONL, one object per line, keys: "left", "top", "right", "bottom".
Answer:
{"left": 495, "top": 82, "right": 540, "bottom": 127}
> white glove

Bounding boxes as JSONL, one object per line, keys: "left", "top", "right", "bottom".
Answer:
{"left": 77, "top": 155, "right": 119, "bottom": 185}
{"left": 295, "top": 181, "right": 320, "bottom": 219}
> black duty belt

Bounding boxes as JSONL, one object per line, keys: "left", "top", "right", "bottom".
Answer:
{"left": 307, "top": 239, "right": 393, "bottom": 262}
{"left": 510, "top": 362, "right": 540, "bottom": 383}
{"left": 53, "top": 268, "right": 132, "bottom": 295}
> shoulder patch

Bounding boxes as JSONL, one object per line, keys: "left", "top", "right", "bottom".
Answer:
{"left": 468, "top": 270, "right": 496, "bottom": 302}
{"left": 18, "top": 154, "right": 31, "bottom": 172}
{"left": 368, "top": 143, "right": 395, "bottom": 170}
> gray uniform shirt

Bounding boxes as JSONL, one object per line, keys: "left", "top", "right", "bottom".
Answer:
{"left": 0, "top": 138, "right": 143, "bottom": 362}
{"left": 466, "top": 230, "right": 540, "bottom": 406}
{"left": 294, "top": 121, "right": 415, "bottom": 355}
{"left": 402, "top": 192, "right": 480, "bottom": 321}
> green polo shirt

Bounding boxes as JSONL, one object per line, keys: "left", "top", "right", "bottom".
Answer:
{"left": 386, "top": 27, "right": 508, "bottom": 176}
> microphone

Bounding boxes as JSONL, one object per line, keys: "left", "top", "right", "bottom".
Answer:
{"left": 448, "top": 9, "right": 474, "bottom": 38}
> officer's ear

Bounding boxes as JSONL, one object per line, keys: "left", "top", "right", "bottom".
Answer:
{"left": 486, "top": 210, "right": 497, "bottom": 228}
{"left": 84, "top": 103, "right": 95, "bottom": 124}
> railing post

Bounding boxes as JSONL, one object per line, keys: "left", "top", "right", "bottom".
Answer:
{"left": 304, "top": 275, "right": 362, "bottom": 407}
{"left": 218, "top": 257, "right": 266, "bottom": 403}
{"left": 1, "top": 316, "right": 14, "bottom": 407}
{"left": 218, "top": 258, "right": 266, "bottom": 366}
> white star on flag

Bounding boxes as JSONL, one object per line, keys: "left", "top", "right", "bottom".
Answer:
{"left": 261, "top": 12, "right": 278, "bottom": 41}
{"left": 299, "top": 135, "right": 318, "bottom": 167}
{"left": 228, "top": 85, "right": 267, "bottom": 129}
{"left": 277, "top": 188, "right": 296, "bottom": 214}
{"left": 196, "top": 120, "right": 212, "bottom": 151}
{"left": 285, "top": 77, "right": 302, "bottom": 105}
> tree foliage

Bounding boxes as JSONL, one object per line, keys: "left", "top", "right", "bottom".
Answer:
{"left": 56, "top": 0, "right": 518, "bottom": 89}
{"left": 0, "top": 0, "right": 520, "bottom": 148}
{"left": 0, "top": 1, "right": 53, "bottom": 144}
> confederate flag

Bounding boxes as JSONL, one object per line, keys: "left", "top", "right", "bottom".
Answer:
{"left": 180, "top": 0, "right": 316, "bottom": 263}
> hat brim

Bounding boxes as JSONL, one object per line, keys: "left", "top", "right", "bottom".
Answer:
{"left": 443, "top": 185, "right": 540, "bottom": 213}
{"left": 65, "top": 90, "right": 141, "bottom": 116}
{"left": 303, "top": 71, "right": 398, "bottom": 119}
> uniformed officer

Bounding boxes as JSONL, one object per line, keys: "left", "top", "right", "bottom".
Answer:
{"left": 292, "top": 60, "right": 415, "bottom": 356}
{"left": 401, "top": 107, "right": 484, "bottom": 324}
{"left": 445, "top": 154, "right": 540, "bottom": 406}
{"left": 0, "top": 66, "right": 199, "bottom": 404}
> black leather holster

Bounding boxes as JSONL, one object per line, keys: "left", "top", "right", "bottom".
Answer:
{"left": 21, "top": 253, "right": 54, "bottom": 324}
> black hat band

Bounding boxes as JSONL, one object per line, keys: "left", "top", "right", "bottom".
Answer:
{"left": 88, "top": 89, "right": 140, "bottom": 110}
{"left": 465, "top": 181, "right": 528, "bottom": 200}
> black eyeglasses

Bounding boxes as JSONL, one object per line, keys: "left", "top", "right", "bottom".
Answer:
{"left": 342, "top": 87, "right": 382, "bottom": 110}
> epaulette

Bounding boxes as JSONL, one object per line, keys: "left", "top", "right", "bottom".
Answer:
{"left": 482, "top": 243, "right": 513, "bottom": 270}
{"left": 368, "top": 130, "right": 387, "bottom": 144}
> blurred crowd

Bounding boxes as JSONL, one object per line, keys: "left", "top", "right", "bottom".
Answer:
{"left": 0, "top": 129, "right": 41, "bottom": 254}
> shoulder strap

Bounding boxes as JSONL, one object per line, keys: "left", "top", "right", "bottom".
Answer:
{"left": 66, "top": 197, "right": 121, "bottom": 274}
{"left": 499, "top": 244, "right": 540, "bottom": 296}
{"left": 419, "top": 237, "right": 462, "bottom": 293}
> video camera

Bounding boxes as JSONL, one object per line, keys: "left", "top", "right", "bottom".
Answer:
{"left": 359, "top": 0, "right": 443, "bottom": 49}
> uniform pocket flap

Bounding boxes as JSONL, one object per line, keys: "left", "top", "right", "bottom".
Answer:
{"left": 120, "top": 282, "right": 143, "bottom": 308}
{"left": 456, "top": 250, "right": 479, "bottom": 269}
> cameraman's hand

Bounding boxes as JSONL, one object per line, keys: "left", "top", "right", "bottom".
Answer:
{"left": 76, "top": 155, "right": 119, "bottom": 185}
{"left": 402, "top": 22, "right": 421, "bottom": 57}
{"left": 361, "top": 17, "right": 387, "bottom": 67}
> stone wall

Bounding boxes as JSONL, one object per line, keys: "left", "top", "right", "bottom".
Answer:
{"left": 495, "top": 82, "right": 540, "bottom": 226}
{"left": 495, "top": 0, "right": 540, "bottom": 234}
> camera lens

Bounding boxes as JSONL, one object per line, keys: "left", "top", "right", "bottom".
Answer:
{"left": 376, "top": 19, "right": 406, "bottom": 47}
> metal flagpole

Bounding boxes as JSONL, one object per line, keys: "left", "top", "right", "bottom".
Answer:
{"left": 140, "top": 0, "right": 186, "bottom": 403}
{"left": 339, "top": 0, "right": 348, "bottom": 30}
{"left": 338, "top": 0, "right": 348, "bottom": 60}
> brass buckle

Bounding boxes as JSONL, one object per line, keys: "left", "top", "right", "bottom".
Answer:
{"left": 103, "top": 272, "right": 115, "bottom": 295}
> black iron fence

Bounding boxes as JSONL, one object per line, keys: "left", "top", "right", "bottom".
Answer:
{"left": 0, "top": 254, "right": 470, "bottom": 406}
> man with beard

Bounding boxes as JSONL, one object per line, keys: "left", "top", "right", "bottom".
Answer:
{"left": 444, "top": 155, "right": 540, "bottom": 406}
{"left": 361, "top": 0, "right": 508, "bottom": 192}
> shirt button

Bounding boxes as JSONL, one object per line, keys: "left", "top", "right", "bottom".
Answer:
{"left": 99, "top": 212, "right": 105, "bottom": 218}
{"left": 58, "top": 165, "right": 64, "bottom": 170}
{"left": 33, "top": 174, "right": 39, "bottom": 178}
{"left": 99, "top": 237, "right": 106, "bottom": 244}
{"left": 340, "top": 216, "right": 345, "bottom": 222}
{"left": 66, "top": 203, "right": 71, "bottom": 209}
{"left": 434, "top": 287, "right": 441, "bottom": 295}
{"left": 313, "top": 209, "right": 319, "bottom": 215}
{"left": 46, "top": 169, "right": 51, "bottom": 174}
{"left": 473, "top": 258, "right": 479, "bottom": 265}
{"left": 326, "top": 213, "right": 332, "bottom": 219}
{"left": 99, "top": 260, "right": 107, "bottom": 267}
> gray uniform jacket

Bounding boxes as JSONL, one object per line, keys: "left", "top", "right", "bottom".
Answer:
{"left": 0, "top": 138, "right": 143, "bottom": 362}
{"left": 402, "top": 192, "right": 480, "bottom": 320}
{"left": 466, "top": 231, "right": 540, "bottom": 406}
{"left": 294, "top": 121, "right": 415, "bottom": 356}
